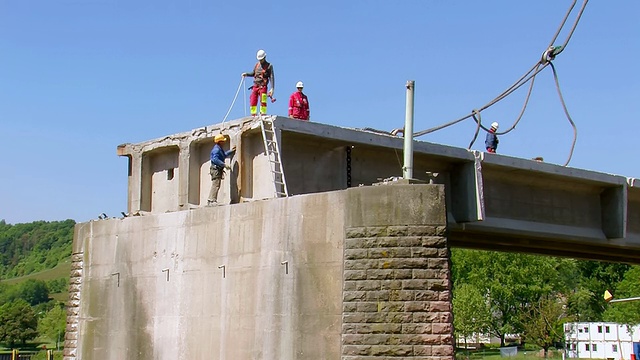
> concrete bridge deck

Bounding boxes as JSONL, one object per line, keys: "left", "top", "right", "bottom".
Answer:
{"left": 117, "top": 116, "right": 640, "bottom": 263}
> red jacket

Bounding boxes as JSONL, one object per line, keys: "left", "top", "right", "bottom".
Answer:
{"left": 289, "top": 91, "right": 309, "bottom": 120}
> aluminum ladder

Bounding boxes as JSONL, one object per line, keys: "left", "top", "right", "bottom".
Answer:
{"left": 259, "top": 118, "right": 289, "bottom": 197}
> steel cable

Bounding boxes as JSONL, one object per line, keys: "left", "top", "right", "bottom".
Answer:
{"left": 412, "top": 0, "right": 588, "bottom": 166}
{"left": 549, "top": 62, "right": 578, "bottom": 166}
{"left": 467, "top": 111, "right": 482, "bottom": 150}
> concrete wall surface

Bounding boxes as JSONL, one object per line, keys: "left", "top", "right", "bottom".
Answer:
{"left": 73, "top": 190, "right": 346, "bottom": 360}
{"left": 69, "top": 184, "right": 453, "bottom": 360}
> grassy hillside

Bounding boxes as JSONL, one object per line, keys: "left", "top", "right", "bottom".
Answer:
{"left": 0, "top": 220, "right": 74, "bottom": 304}
{"left": 0, "top": 219, "right": 74, "bottom": 279}
{"left": 3, "top": 262, "right": 71, "bottom": 285}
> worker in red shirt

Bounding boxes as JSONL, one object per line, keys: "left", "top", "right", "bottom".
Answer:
{"left": 242, "top": 49, "right": 275, "bottom": 116}
{"left": 288, "top": 81, "right": 310, "bottom": 121}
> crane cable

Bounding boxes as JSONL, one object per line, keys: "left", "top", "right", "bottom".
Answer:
{"left": 413, "top": 0, "right": 588, "bottom": 166}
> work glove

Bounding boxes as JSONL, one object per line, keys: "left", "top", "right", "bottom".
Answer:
{"left": 225, "top": 164, "right": 231, "bottom": 170}
{"left": 241, "top": 73, "right": 247, "bottom": 77}
{"left": 267, "top": 89, "right": 273, "bottom": 97}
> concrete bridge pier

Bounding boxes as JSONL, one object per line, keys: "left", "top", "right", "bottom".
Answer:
{"left": 65, "top": 184, "right": 453, "bottom": 360}
{"left": 342, "top": 184, "right": 453, "bottom": 360}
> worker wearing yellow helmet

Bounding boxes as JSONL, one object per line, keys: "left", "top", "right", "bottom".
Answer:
{"left": 208, "top": 134, "right": 236, "bottom": 206}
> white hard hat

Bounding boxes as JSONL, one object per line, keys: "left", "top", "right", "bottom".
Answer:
{"left": 256, "top": 49, "right": 266, "bottom": 60}
{"left": 491, "top": 122, "right": 499, "bottom": 129}
{"left": 296, "top": 81, "right": 304, "bottom": 88}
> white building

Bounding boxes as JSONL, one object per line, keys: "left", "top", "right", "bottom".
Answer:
{"left": 565, "top": 322, "right": 640, "bottom": 360}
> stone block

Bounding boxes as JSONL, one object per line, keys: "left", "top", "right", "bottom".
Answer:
{"left": 344, "top": 291, "right": 367, "bottom": 302}
{"left": 342, "top": 323, "right": 358, "bottom": 334}
{"left": 415, "top": 290, "right": 439, "bottom": 301}
{"left": 384, "top": 258, "right": 429, "bottom": 269}
{"left": 388, "top": 290, "right": 415, "bottom": 301}
{"left": 378, "top": 236, "right": 422, "bottom": 247}
{"left": 380, "top": 280, "right": 403, "bottom": 290}
{"left": 345, "top": 259, "right": 377, "bottom": 270}
{"left": 412, "top": 269, "right": 438, "bottom": 279}
{"left": 367, "top": 269, "right": 412, "bottom": 280}
{"left": 365, "top": 290, "right": 390, "bottom": 301}
{"left": 345, "top": 249, "right": 369, "bottom": 259}
{"left": 342, "top": 334, "right": 366, "bottom": 345}
{"left": 402, "top": 323, "right": 432, "bottom": 334}
{"left": 345, "top": 270, "right": 367, "bottom": 280}
{"left": 346, "top": 228, "right": 368, "bottom": 239}
{"left": 358, "top": 323, "right": 402, "bottom": 334}
{"left": 355, "top": 280, "right": 382, "bottom": 291}
{"left": 70, "top": 269, "right": 83, "bottom": 278}
{"left": 404, "top": 301, "right": 428, "bottom": 312}
{"left": 428, "top": 258, "right": 450, "bottom": 270}
{"left": 412, "top": 312, "right": 438, "bottom": 322}
{"left": 343, "top": 313, "right": 366, "bottom": 324}
{"left": 369, "top": 345, "right": 413, "bottom": 356}
{"left": 345, "top": 238, "right": 377, "bottom": 249}
{"left": 357, "top": 302, "right": 380, "bottom": 312}
{"left": 342, "top": 345, "right": 372, "bottom": 356}
{"left": 412, "top": 247, "right": 440, "bottom": 258}
{"left": 414, "top": 345, "right": 433, "bottom": 356}
{"left": 432, "top": 323, "right": 452, "bottom": 334}
{"left": 432, "top": 345, "right": 454, "bottom": 356}
{"left": 402, "top": 279, "right": 429, "bottom": 290}
{"left": 379, "top": 301, "right": 405, "bottom": 312}
{"left": 439, "top": 291, "right": 452, "bottom": 301}
{"left": 344, "top": 281, "right": 357, "bottom": 291}
{"left": 407, "top": 226, "right": 439, "bottom": 236}
{"left": 387, "top": 226, "right": 409, "bottom": 236}
{"left": 428, "top": 301, "right": 452, "bottom": 312}
{"left": 422, "top": 237, "right": 448, "bottom": 247}
{"left": 343, "top": 303, "right": 357, "bottom": 312}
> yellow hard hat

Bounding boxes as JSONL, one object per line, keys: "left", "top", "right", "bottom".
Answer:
{"left": 214, "top": 134, "right": 226, "bottom": 143}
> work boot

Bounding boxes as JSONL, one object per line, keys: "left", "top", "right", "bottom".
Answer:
{"left": 206, "top": 200, "right": 217, "bottom": 207}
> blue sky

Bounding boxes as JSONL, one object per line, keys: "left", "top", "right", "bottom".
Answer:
{"left": 1, "top": 0, "right": 638, "bottom": 224}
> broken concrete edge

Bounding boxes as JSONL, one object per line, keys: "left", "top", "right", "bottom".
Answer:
{"left": 115, "top": 116, "right": 270, "bottom": 157}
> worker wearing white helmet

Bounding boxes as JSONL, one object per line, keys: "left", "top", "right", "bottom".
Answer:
{"left": 241, "top": 49, "right": 276, "bottom": 116}
{"left": 288, "top": 81, "right": 310, "bottom": 121}
{"left": 485, "top": 122, "right": 500, "bottom": 153}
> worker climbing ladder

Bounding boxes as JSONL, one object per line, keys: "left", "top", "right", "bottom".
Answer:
{"left": 259, "top": 118, "right": 289, "bottom": 197}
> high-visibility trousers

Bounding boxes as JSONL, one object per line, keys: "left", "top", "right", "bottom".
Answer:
{"left": 250, "top": 85, "right": 268, "bottom": 115}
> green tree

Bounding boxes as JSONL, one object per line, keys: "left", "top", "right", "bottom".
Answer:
{"left": 0, "top": 219, "right": 74, "bottom": 279}
{"left": 521, "top": 296, "right": 571, "bottom": 358}
{"left": 603, "top": 265, "right": 640, "bottom": 326}
{"left": 0, "top": 299, "right": 38, "bottom": 347}
{"left": 451, "top": 249, "right": 574, "bottom": 346}
{"left": 567, "top": 261, "right": 629, "bottom": 321}
{"left": 38, "top": 303, "right": 66, "bottom": 350}
{"left": 18, "top": 279, "right": 50, "bottom": 306}
{"left": 453, "top": 283, "right": 491, "bottom": 348}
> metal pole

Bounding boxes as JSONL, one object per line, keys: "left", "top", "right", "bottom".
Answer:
{"left": 403, "top": 80, "right": 415, "bottom": 179}
{"left": 609, "top": 296, "right": 640, "bottom": 303}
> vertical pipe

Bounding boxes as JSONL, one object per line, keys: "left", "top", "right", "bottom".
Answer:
{"left": 403, "top": 80, "right": 415, "bottom": 179}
